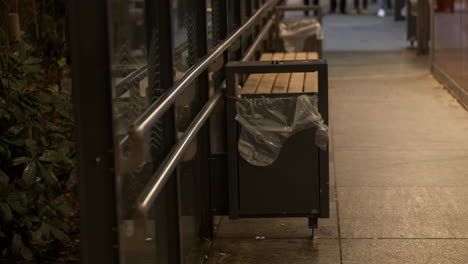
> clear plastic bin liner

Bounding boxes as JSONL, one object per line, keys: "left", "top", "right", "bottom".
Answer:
{"left": 235, "top": 95, "right": 328, "bottom": 167}
{"left": 279, "top": 17, "right": 324, "bottom": 52}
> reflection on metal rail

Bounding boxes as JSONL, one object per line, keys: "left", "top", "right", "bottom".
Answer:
{"left": 115, "top": 65, "right": 148, "bottom": 97}
{"left": 129, "top": 0, "right": 280, "bottom": 142}
{"left": 113, "top": 29, "right": 212, "bottom": 97}
{"left": 137, "top": 89, "right": 223, "bottom": 215}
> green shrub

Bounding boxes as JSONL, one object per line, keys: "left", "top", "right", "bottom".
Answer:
{"left": 0, "top": 40, "right": 76, "bottom": 260}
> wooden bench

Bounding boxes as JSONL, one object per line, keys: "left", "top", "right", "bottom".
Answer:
{"left": 241, "top": 52, "right": 319, "bottom": 95}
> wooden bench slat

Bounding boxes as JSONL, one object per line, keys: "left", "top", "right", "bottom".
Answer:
{"left": 242, "top": 53, "right": 273, "bottom": 94}
{"left": 256, "top": 52, "right": 285, "bottom": 94}
{"left": 304, "top": 52, "right": 319, "bottom": 93}
{"left": 287, "top": 52, "right": 307, "bottom": 93}
{"left": 272, "top": 53, "right": 296, "bottom": 94}
{"left": 242, "top": 51, "right": 320, "bottom": 95}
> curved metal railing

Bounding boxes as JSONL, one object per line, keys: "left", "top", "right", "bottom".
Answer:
{"left": 134, "top": 0, "right": 281, "bottom": 215}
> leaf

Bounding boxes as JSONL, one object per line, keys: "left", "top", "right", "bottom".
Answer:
{"left": 20, "top": 246, "right": 33, "bottom": 260}
{"left": 23, "top": 64, "right": 42, "bottom": 74}
{"left": 38, "top": 150, "right": 61, "bottom": 163}
{"left": 39, "top": 204, "right": 57, "bottom": 219}
{"left": 48, "top": 84, "right": 59, "bottom": 93}
{"left": 0, "top": 168, "right": 8, "bottom": 184}
{"left": 0, "top": 109, "right": 10, "bottom": 120}
{"left": 22, "top": 162, "right": 37, "bottom": 185}
{"left": 50, "top": 225, "right": 70, "bottom": 244}
{"left": 10, "top": 232, "right": 33, "bottom": 259}
{"left": 33, "top": 91, "right": 52, "bottom": 104}
{"left": 11, "top": 233, "right": 23, "bottom": 252}
{"left": 51, "top": 196, "right": 65, "bottom": 206}
{"left": 39, "top": 150, "right": 71, "bottom": 165}
{"left": 32, "top": 228, "right": 48, "bottom": 245}
{"left": 25, "top": 138, "right": 38, "bottom": 155}
{"left": 0, "top": 144, "right": 11, "bottom": 161}
{"left": 24, "top": 57, "right": 42, "bottom": 65}
{"left": 0, "top": 202, "right": 12, "bottom": 223}
{"left": 31, "top": 229, "right": 45, "bottom": 245}
{"left": 40, "top": 136, "right": 47, "bottom": 146}
{"left": 5, "top": 137, "right": 25, "bottom": 147}
{"left": 57, "top": 143, "right": 71, "bottom": 155}
{"left": 0, "top": 230, "right": 4, "bottom": 238}
{"left": 7, "top": 125, "right": 25, "bottom": 135}
{"left": 18, "top": 41, "right": 30, "bottom": 60}
{"left": 50, "top": 218, "right": 70, "bottom": 233}
{"left": 7, "top": 192, "right": 28, "bottom": 214}
{"left": 13, "top": 157, "right": 31, "bottom": 166}
{"left": 57, "top": 57, "right": 67, "bottom": 68}
{"left": 41, "top": 222, "right": 51, "bottom": 239}
{"left": 57, "top": 203, "right": 73, "bottom": 216}
{"left": 9, "top": 104, "right": 24, "bottom": 121}
{"left": 20, "top": 216, "right": 33, "bottom": 228}
{"left": 38, "top": 164, "right": 60, "bottom": 192}
{"left": 29, "top": 215, "right": 40, "bottom": 222}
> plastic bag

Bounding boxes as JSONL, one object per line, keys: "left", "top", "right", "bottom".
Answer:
{"left": 279, "top": 17, "right": 324, "bottom": 52}
{"left": 235, "top": 95, "right": 328, "bottom": 167}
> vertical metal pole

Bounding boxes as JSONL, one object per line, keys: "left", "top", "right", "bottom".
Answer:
{"left": 252, "top": 0, "right": 259, "bottom": 11}
{"left": 228, "top": 0, "right": 242, "bottom": 61}
{"left": 187, "top": 0, "right": 213, "bottom": 239}
{"left": 70, "top": 1, "right": 119, "bottom": 263}
{"left": 318, "top": 64, "right": 329, "bottom": 218}
{"left": 241, "top": 0, "right": 254, "bottom": 57}
{"left": 225, "top": 71, "right": 240, "bottom": 219}
{"left": 212, "top": 0, "right": 228, "bottom": 86}
{"left": 243, "top": 0, "right": 253, "bottom": 18}
{"left": 418, "top": 0, "right": 430, "bottom": 54}
{"left": 210, "top": 0, "right": 230, "bottom": 217}
{"left": 145, "top": 0, "right": 181, "bottom": 263}
{"left": 429, "top": 0, "right": 435, "bottom": 64}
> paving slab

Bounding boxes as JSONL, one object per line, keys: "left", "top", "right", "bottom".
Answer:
{"left": 329, "top": 62, "right": 429, "bottom": 80}
{"left": 341, "top": 239, "right": 468, "bottom": 264}
{"left": 207, "top": 238, "right": 341, "bottom": 264}
{"left": 334, "top": 149, "right": 468, "bottom": 187}
{"left": 323, "top": 16, "right": 407, "bottom": 51}
{"left": 330, "top": 77, "right": 468, "bottom": 151}
{"left": 338, "top": 187, "right": 468, "bottom": 238}
{"left": 325, "top": 50, "right": 430, "bottom": 66}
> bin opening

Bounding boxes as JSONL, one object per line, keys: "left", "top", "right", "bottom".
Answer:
{"left": 235, "top": 94, "right": 328, "bottom": 167}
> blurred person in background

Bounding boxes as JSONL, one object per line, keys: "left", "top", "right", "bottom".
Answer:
{"left": 330, "top": 0, "right": 347, "bottom": 14}
{"left": 377, "top": 0, "right": 392, "bottom": 16}
{"left": 304, "top": 0, "right": 320, "bottom": 16}
{"left": 353, "top": 0, "right": 368, "bottom": 14}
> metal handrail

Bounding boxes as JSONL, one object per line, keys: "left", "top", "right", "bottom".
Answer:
{"left": 129, "top": 0, "right": 280, "bottom": 143}
{"left": 135, "top": 0, "right": 281, "bottom": 214}
{"left": 137, "top": 89, "right": 223, "bottom": 215}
